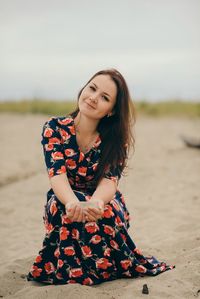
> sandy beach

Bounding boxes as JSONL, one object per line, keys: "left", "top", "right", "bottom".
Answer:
{"left": 0, "top": 113, "right": 200, "bottom": 298}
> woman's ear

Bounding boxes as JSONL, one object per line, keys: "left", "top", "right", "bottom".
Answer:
{"left": 107, "top": 109, "right": 115, "bottom": 117}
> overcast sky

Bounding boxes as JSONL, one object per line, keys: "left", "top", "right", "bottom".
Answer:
{"left": 0, "top": 0, "right": 200, "bottom": 101}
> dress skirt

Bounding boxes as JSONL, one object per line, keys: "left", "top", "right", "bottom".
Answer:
{"left": 27, "top": 188, "right": 175, "bottom": 285}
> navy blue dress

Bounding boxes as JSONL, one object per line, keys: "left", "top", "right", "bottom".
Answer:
{"left": 27, "top": 115, "right": 175, "bottom": 285}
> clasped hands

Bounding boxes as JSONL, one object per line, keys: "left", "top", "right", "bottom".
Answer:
{"left": 65, "top": 199, "right": 104, "bottom": 222}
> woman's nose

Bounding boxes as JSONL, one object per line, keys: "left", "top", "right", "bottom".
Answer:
{"left": 90, "top": 95, "right": 98, "bottom": 103}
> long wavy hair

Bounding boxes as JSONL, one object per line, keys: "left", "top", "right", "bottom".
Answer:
{"left": 70, "top": 68, "right": 136, "bottom": 186}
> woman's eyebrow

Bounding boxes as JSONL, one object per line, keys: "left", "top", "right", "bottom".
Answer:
{"left": 92, "top": 82, "right": 111, "bottom": 98}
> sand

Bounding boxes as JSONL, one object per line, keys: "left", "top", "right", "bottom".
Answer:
{"left": 0, "top": 113, "right": 200, "bottom": 298}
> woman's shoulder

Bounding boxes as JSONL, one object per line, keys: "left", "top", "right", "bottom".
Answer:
{"left": 43, "top": 114, "right": 74, "bottom": 130}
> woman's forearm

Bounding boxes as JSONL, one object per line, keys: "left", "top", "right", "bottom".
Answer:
{"left": 90, "top": 178, "right": 117, "bottom": 205}
{"left": 49, "top": 173, "right": 78, "bottom": 205}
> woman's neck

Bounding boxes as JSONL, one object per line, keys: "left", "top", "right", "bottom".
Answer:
{"left": 74, "top": 112, "right": 99, "bottom": 136}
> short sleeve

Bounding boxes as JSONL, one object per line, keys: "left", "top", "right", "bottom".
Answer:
{"left": 103, "top": 163, "right": 122, "bottom": 186}
{"left": 41, "top": 117, "right": 67, "bottom": 178}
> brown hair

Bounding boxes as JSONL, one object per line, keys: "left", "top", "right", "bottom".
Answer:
{"left": 70, "top": 68, "right": 136, "bottom": 186}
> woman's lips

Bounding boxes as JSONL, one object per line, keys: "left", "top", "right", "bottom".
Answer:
{"left": 85, "top": 102, "right": 96, "bottom": 109}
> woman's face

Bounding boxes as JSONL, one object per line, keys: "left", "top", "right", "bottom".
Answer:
{"left": 78, "top": 74, "right": 117, "bottom": 120}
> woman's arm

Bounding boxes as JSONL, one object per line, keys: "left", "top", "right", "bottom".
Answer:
{"left": 50, "top": 173, "right": 86, "bottom": 222}
{"left": 49, "top": 173, "right": 78, "bottom": 206}
{"left": 90, "top": 177, "right": 117, "bottom": 205}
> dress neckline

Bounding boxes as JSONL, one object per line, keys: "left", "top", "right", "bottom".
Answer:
{"left": 69, "top": 114, "right": 101, "bottom": 156}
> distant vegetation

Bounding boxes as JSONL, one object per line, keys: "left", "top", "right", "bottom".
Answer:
{"left": 0, "top": 99, "right": 200, "bottom": 117}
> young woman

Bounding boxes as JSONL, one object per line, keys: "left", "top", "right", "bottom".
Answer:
{"left": 27, "top": 68, "right": 175, "bottom": 285}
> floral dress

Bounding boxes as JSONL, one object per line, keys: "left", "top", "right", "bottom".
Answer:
{"left": 27, "top": 115, "right": 175, "bottom": 285}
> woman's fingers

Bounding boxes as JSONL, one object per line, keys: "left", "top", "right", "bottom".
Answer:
{"left": 88, "top": 207, "right": 103, "bottom": 218}
{"left": 66, "top": 204, "right": 85, "bottom": 222}
{"left": 66, "top": 201, "right": 104, "bottom": 222}
{"left": 71, "top": 205, "right": 81, "bottom": 221}
{"left": 76, "top": 208, "right": 85, "bottom": 222}
{"left": 84, "top": 209, "right": 102, "bottom": 221}
{"left": 66, "top": 204, "right": 76, "bottom": 218}
{"left": 85, "top": 214, "right": 97, "bottom": 222}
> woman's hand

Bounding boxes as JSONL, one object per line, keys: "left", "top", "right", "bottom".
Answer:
{"left": 82, "top": 199, "right": 104, "bottom": 222}
{"left": 65, "top": 201, "right": 85, "bottom": 223}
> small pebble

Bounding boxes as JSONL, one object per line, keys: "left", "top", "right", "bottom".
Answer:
{"left": 20, "top": 274, "right": 27, "bottom": 279}
{"left": 142, "top": 284, "right": 149, "bottom": 295}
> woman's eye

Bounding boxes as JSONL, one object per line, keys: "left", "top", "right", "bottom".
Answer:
{"left": 89, "top": 86, "right": 109, "bottom": 101}
{"left": 89, "top": 86, "right": 95, "bottom": 91}
{"left": 102, "top": 95, "right": 109, "bottom": 101}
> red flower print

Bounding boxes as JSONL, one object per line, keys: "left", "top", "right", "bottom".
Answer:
{"left": 92, "top": 163, "right": 98, "bottom": 171}
{"left": 45, "top": 143, "right": 54, "bottom": 151}
{"left": 58, "top": 259, "right": 64, "bottom": 268}
{"left": 60, "top": 227, "right": 70, "bottom": 240}
{"left": 62, "top": 214, "right": 72, "bottom": 224}
{"left": 82, "top": 277, "right": 93, "bottom": 285}
{"left": 67, "top": 279, "right": 76, "bottom": 284}
{"left": 69, "top": 268, "right": 83, "bottom": 278}
{"left": 133, "top": 248, "right": 143, "bottom": 255}
{"left": 66, "top": 159, "right": 76, "bottom": 170}
{"left": 96, "top": 258, "right": 112, "bottom": 270}
{"left": 110, "top": 240, "right": 119, "bottom": 250}
{"left": 59, "top": 128, "right": 71, "bottom": 141}
{"left": 90, "top": 234, "right": 101, "bottom": 244}
{"left": 103, "top": 205, "right": 114, "bottom": 218}
{"left": 124, "top": 211, "right": 130, "bottom": 221}
{"left": 78, "top": 166, "right": 87, "bottom": 176}
{"left": 51, "top": 151, "right": 64, "bottom": 160}
{"left": 103, "top": 225, "right": 115, "bottom": 237}
{"left": 58, "top": 117, "right": 72, "bottom": 126}
{"left": 56, "top": 272, "right": 63, "bottom": 280}
{"left": 81, "top": 246, "right": 92, "bottom": 257}
{"left": 30, "top": 265, "right": 42, "bottom": 278}
{"left": 72, "top": 228, "right": 80, "bottom": 240}
{"left": 35, "top": 255, "right": 42, "bottom": 263}
{"left": 49, "top": 137, "right": 61, "bottom": 144}
{"left": 54, "top": 247, "right": 60, "bottom": 258}
{"left": 44, "top": 262, "right": 55, "bottom": 274}
{"left": 48, "top": 168, "right": 54, "bottom": 178}
{"left": 45, "top": 222, "right": 54, "bottom": 234}
{"left": 78, "top": 152, "right": 84, "bottom": 163}
{"left": 115, "top": 216, "right": 123, "bottom": 227}
{"left": 56, "top": 165, "right": 66, "bottom": 175}
{"left": 102, "top": 272, "right": 110, "bottom": 279}
{"left": 120, "top": 233, "right": 127, "bottom": 242}
{"left": 64, "top": 246, "right": 75, "bottom": 256}
{"left": 68, "top": 125, "right": 75, "bottom": 135}
{"left": 111, "top": 200, "right": 120, "bottom": 211}
{"left": 139, "top": 258, "right": 147, "bottom": 264}
{"left": 135, "top": 265, "right": 147, "bottom": 273}
{"left": 85, "top": 222, "right": 99, "bottom": 234}
{"left": 44, "top": 127, "right": 54, "bottom": 137}
{"left": 65, "top": 148, "right": 76, "bottom": 157}
{"left": 120, "top": 259, "right": 132, "bottom": 270}
{"left": 104, "top": 247, "right": 111, "bottom": 257}
{"left": 50, "top": 200, "right": 58, "bottom": 216}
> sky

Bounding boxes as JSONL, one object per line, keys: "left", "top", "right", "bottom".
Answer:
{"left": 0, "top": 0, "right": 200, "bottom": 102}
